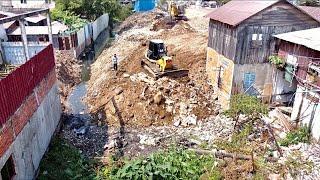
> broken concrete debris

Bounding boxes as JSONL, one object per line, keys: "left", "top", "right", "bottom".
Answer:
{"left": 54, "top": 7, "right": 320, "bottom": 179}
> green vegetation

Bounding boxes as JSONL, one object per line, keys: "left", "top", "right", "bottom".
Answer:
{"left": 216, "top": 124, "right": 253, "bottom": 154}
{"left": 37, "top": 137, "right": 98, "bottom": 180}
{"left": 224, "top": 94, "right": 268, "bottom": 120}
{"left": 103, "top": 148, "right": 222, "bottom": 179}
{"left": 269, "top": 55, "right": 285, "bottom": 69}
{"left": 285, "top": 151, "right": 314, "bottom": 178}
{"left": 53, "top": 0, "right": 132, "bottom": 23}
{"left": 51, "top": 8, "right": 88, "bottom": 30}
{"left": 38, "top": 139, "right": 222, "bottom": 180}
{"left": 279, "top": 125, "right": 310, "bottom": 147}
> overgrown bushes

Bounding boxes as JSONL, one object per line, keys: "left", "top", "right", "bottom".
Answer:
{"left": 279, "top": 125, "right": 310, "bottom": 147}
{"left": 38, "top": 139, "right": 222, "bottom": 180}
{"left": 53, "top": 0, "right": 133, "bottom": 27}
{"left": 100, "top": 148, "right": 222, "bottom": 179}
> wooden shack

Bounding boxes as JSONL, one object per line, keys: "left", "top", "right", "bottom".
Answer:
{"left": 206, "top": 0, "right": 320, "bottom": 108}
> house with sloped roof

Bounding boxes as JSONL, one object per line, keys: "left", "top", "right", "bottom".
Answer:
{"left": 272, "top": 28, "right": 320, "bottom": 139}
{"left": 205, "top": 0, "right": 320, "bottom": 109}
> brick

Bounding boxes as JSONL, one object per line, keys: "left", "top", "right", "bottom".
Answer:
{"left": 11, "top": 94, "right": 37, "bottom": 136}
{"left": 36, "top": 69, "right": 56, "bottom": 103}
{"left": 0, "top": 124, "right": 14, "bottom": 157}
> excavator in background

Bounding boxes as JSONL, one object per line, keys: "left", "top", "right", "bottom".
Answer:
{"left": 141, "top": 39, "right": 188, "bottom": 79}
{"left": 168, "top": 1, "right": 186, "bottom": 21}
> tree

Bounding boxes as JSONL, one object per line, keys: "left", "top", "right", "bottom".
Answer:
{"left": 54, "top": 0, "right": 132, "bottom": 22}
{"left": 224, "top": 94, "right": 268, "bottom": 130}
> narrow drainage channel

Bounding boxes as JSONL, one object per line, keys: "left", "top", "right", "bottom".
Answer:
{"left": 65, "top": 28, "right": 112, "bottom": 137}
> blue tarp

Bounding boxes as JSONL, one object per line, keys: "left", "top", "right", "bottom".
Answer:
{"left": 134, "top": 0, "right": 156, "bottom": 12}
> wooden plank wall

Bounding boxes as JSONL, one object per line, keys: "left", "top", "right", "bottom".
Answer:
{"left": 208, "top": 0, "right": 320, "bottom": 65}
{"left": 235, "top": 1, "right": 320, "bottom": 64}
{"left": 208, "top": 20, "right": 238, "bottom": 61}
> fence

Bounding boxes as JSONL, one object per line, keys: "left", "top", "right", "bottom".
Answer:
{"left": 0, "top": 45, "right": 55, "bottom": 125}
{"left": 57, "top": 13, "right": 109, "bottom": 58}
{"left": 1, "top": 42, "right": 49, "bottom": 65}
{"left": 92, "top": 14, "right": 109, "bottom": 41}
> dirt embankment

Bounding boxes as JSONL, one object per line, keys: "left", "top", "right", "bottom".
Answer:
{"left": 86, "top": 9, "right": 217, "bottom": 128}
{"left": 55, "top": 50, "right": 82, "bottom": 111}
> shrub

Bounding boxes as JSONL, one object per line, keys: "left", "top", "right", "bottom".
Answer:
{"left": 107, "top": 148, "right": 222, "bottom": 180}
{"left": 224, "top": 94, "right": 268, "bottom": 120}
{"left": 279, "top": 125, "right": 310, "bottom": 147}
{"left": 269, "top": 55, "right": 285, "bottom": 69}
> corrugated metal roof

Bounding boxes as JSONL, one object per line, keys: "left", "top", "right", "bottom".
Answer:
{"left": 299, "top": 6, "right": 320, "bottom": 22}
{"left": 9, "top": 22, "right": 68, "bottom": 35}
{"left": 25, "top": 14, "right": 46, "bottom": 24}
{"left": 206, "top": 0, "right": 279, "bottom": 26}
{"left": 274, "top": 28, "right": 320, "bottom": 52}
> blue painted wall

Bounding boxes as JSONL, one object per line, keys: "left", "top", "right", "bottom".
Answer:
{"left": 134, "top": 0, "right": 156, "bottom": 12}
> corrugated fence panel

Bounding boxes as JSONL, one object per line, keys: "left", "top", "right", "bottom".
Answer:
{"left": 0, "top": 45, "right": 55, "bottom": 126}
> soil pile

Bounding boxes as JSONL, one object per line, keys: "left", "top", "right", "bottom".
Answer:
{"left": 86, "top": 9, "right": 216, "bottom": 128}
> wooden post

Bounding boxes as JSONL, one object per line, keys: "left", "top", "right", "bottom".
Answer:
{"left": 46, "top": 12, "right": 53, "bottom": 44}
{"left": 19, "top": 19, "right": 29, "bottom": 61}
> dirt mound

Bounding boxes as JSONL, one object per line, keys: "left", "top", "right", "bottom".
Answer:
{"left": 86, "top": 9, "right": 214, "bottom": 128}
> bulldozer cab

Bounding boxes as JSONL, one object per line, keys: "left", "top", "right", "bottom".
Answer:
{"left": 147, "top": 39, "right": 167, "bottom": 60}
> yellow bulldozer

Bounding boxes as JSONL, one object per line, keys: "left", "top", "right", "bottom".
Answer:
{"left": 168, "top": 1, "right": 186, "bottom": 20}
{"left": 141, "top": 39, "right": 188, "bottom": 79}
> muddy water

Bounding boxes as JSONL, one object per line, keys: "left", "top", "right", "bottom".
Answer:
{"left": 67, "top": 28, "right": 111, "bottom": 114}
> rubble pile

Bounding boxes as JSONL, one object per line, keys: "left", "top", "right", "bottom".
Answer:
{"left": 103, "top": 114, "right": 234, "bottom": 158}
{"left": 87, "top": 8, "right": 211, "bottom": 128}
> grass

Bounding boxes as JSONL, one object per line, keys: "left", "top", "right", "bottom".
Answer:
{"left": 37, "top": 137, "right": 98, "bottom": 180}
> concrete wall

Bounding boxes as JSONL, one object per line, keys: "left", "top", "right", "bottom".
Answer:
{"left": 92, "top": 14, "right": 109, "bottom": 41}
{"left": 206, "top": 47, "right": 234, "bottom": 109}
{"left": 0, "top": 70, "right": 61, "bottom": 180}
{"left": 291, "top": 86, "right": 320, "bottom": 140}
{"left": 232, "top": 63, "right": 273, "bottom": 103}
{"left": 1, "top": 42, "right": 48, "bottom": 64}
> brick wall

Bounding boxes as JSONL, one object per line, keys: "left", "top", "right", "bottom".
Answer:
{"left": 0, "top": 69, "right": 57, "bottom": 157}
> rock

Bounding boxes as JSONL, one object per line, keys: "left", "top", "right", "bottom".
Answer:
{"left": 166, "top": 105, "right": 174, "bottom": 113}
{"left": 104, "top": 139, "right": 117, "bottom": 149}
{"left": 98, "top": 113, "right": 103, "bottom": 120}
{"left": 181, "top": 115, "right": 197, "bottom": 127}
{"left": 272, "top": 151, "right": 280, "bottom": 159}
{"left": 154, "top": 92, "right": 164, "bottom": 105}
{"left": 74, "top": 126, "right": 89, "bottom": 136}
{"left": 189, "top": 138, "right": 201, "bottom": 145}
{"left": 174, "top": 119, "right": 181, "bottom": 127}
{"left": 123, "top": 73, "right": 130, "bottom": 78}
{"left": 114, "top": 87, "right": 123, "bottom": 95}
{"left": 268, "top": 174, "right": 281, "bottom": 180}
{"left": 138, "top": 134, "right": 159, "bottom": 146}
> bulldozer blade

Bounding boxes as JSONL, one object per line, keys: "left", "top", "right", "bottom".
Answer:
{"left": 157, "top": 69, "right": 189, "bottom": 79}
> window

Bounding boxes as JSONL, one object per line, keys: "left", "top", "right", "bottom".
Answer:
{"left": 21, "top": 0, "right": 27, "bottom": 4}
{"left": 251, "top": 33, "right": 263, "bottom": 48}
{"left": 1, "top": 156, "right": 16, "bottom": 180}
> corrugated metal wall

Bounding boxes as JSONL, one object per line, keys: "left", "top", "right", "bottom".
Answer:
{"left": 1, "top": 42, "right": 48, "bottom": 65}
{"left": 0, "top": 45, "right": 55, "bottom": 125}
